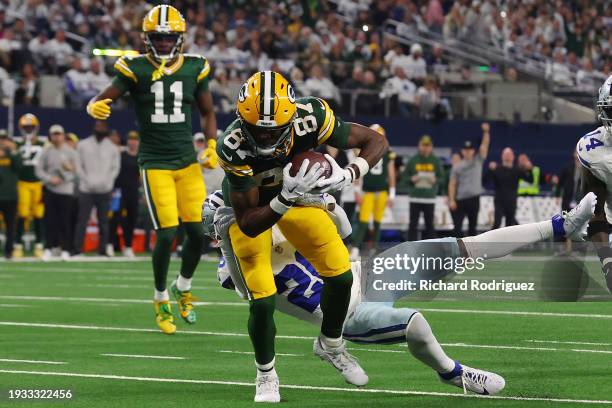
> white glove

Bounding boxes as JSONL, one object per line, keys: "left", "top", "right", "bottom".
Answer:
{"left": 315, "top": 154, "right": 353, "bottom": 193}
{"left": 213, "top": 206, "right": 237, "bottom": 241}
{"left": 294, "top": 192, "right": 337, "bottom": 211}
{"left": 270, "top": 159, "right": 325, "bottom": 215}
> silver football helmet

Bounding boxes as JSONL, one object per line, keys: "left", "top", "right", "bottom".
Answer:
{"left": 596, "top": 75, "right": 612, "bottom": 131}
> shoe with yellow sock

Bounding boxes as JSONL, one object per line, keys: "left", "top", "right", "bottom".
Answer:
{"left": 154, "top": 301, "right": 176, "bottom": 335}
{"left": 34, "top": 243, "right": 44, "bottom": 259}
{"left": 12, "top": 244, "right": 23, "bottom": 259}
{"left": 170, "top": 279, "right": 197, "bottom": 324}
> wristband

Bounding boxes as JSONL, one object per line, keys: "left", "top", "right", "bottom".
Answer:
{"left": 270, "top": 194, "right": 293, "bottom": 215}
{"left": 389, "top": 187, "right": 396, "bottom": 200}
{"left": 349, "top": 157, "right": 370, "bottom": 179}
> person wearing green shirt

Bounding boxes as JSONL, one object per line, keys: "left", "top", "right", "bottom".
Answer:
{"left": 0, "top": 129, "right": 22, "bottom": 259}
{"left": 404, "top": 135, "right": 443, "bottom": 241}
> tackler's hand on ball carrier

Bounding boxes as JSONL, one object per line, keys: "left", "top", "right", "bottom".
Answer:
{"left": 216, "top": 70, "right": 388, "bottom": 402}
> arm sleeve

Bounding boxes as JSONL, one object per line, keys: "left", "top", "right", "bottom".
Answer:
{"left": 196, "top": 58, "right": 211, "bottom": 93}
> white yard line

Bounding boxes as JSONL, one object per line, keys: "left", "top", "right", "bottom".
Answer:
{"left": 0, "top": 358, "right": 66, "bottom": 365}
{"left": 0, "top": 295, "right": 245, "bottom": 307}
{"left": 101, "top": 353, "right": 186, "bottom": 360}
{"left": 419, "top": 308, "right": 612, "bottom": 319}
{"left": 526, "top": 340, "right": 612, "bottom": 347}
{"left": 218, "top": 350, "right": 303, "bottom": 357}
{"left": 0, "top": 369, "right": 610, "bottom": 404}
{"left": 0, "top": 304, "right": 35, "bottom": 308}
{"left": 571, "top": 349, "right": 612, "bottom": 354}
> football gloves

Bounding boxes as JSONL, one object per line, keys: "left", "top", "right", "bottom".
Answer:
{"left": 86, "top": 98, "right": 113, "bottom": 120}
{"left": 270, "top": 160, "right": 324, "bottom": 215}
{"left": 199, "top": 139, "right": 219, "bottom": 169}
{"left": 316, "top": 154, "right": 353, "bottom": 193}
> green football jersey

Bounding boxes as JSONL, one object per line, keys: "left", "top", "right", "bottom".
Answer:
{"left": 217, "top": 96, "right": 350, "bottom": 206}
{"left": 14, "top": 136, "right": 46, "bottom": 182}
{"left": 362, "top": 150, "right": 396, "bottom": 192}
{"left": 112, "top": 53, "right": 211, "bottom": 170}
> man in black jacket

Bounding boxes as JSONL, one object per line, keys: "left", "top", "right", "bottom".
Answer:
{"left": 487, "top": 147, "right": 532, "bottom": 229}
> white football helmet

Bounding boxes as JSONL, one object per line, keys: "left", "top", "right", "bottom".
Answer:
{"left": 596, "top": 75, "right": 612, "bottom": 131}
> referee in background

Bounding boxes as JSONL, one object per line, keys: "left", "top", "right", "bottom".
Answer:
{"left": 448, "top": 123, "right": 490, "bottom": 237}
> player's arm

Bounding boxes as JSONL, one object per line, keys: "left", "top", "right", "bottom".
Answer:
{"left": 582, "top": 166, "right": 608, "bottom": 246}
{"left": 448, "top": 174, "right": 458, "bottom": 211}
{"left": 387, "top": 152, "right": 396, "bottom": 205}
{"left": 195, "top": 58, "right": 219, "bottom": 169}
{"left": 86, "top": 85, "right": 124, "bottom": 120}
{"left": 479, "top": 122, "right": 490, "bottom": 159}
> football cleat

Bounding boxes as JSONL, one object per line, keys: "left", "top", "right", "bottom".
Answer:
{"left": 313, "top": 337, "right": 368, "bottom": 386}
{"left": 34, "top": 243, "right": 44, "bottom": 259}
{"left": 170, "top": 280, "right": 197, "bottom": 324}
{"left": 122, "top": 247, "right": 135, "bottom": 258}
{"left": 12, "top": 244, "right": 23, "bottom": 259}
{"left": 254, "top": 369, "right": 280, "bottom": 403}
{"left": 41, "top": 249, "right": 52, "bottom": 262}
{"left": 154, "top": 301, "right": 176, "bottom": 334}
{"left": 439, "top": 361, "right": 505, "bottom": 395}
{"left": 552, "top": 192, "right": 596, "bottom": 241}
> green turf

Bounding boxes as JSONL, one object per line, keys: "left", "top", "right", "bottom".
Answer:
{"left": 0, "top": 260, "right": 610, "bottom": 407}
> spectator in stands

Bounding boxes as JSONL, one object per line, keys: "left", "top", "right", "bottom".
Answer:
{"left": 0, "top": 129, "right": 21, "bottom": 259}
{"left": 381, "top": 67, "right": 417, "bottom": 117}
{"left": 388, "top": 43, "right": 427, "bottom": 82}
{"left": 416, "top": 76, "right": 450, "bottom": 121}
{"left": 64, "top": 58, "right": 89, "bottom": 108}
{"left": 404, "top": 135, "right": 443, "bottom": 241}
{"left": 517, "top": 153, "right": 541, "bottom": 196}
{"left": 448, "top": 123, "right": 490, "bottom": 237}
{"left": 73, "top": 120, "right": 120, "bottom": 257}
{"left": 303, "top": 65, "right": 341, "bottom": 110}
{"left": 547, "top": 51, "right": 573, "bottom": 87}
{"left": 113, "top": 131, "right": 140, "bottom": 258}
{"left": 355, "top": 70, "right": 382, "bottom": 115}
{"left": 35, "top": 124, "right": 79, "bottom": 261}
{"left": 27, "top": 31, "right": 51, "bottom": 68}
{"left": 426, "top": 43, "right": 448, "bottom": 74}
{"left": 87, "top": 58, "right": 110, "bottom": 95}
{"left": 46, "top": 29, "right": 73, "bottom": 74}
{"left": 14, "top": 63, "right": 38, "bottom": 106}
{"left": 486, "top": 147, "right": 533, "bottom": 229}
{"left": 576, "top": 58, "right": 599, "bottom": 92}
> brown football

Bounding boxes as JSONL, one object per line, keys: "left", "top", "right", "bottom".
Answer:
{"left": 289, "top": 151, "right": 332, "bottom": 178}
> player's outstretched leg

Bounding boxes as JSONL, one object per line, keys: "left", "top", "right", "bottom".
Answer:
{"left": 152, "top": 227, "right": 177, "bottom": 334}
{"left": 250, "top": 296, "right": 280, "bottom": 403}
{"left": 405, "top": 312, "right": 505, "bottom": 395}
{"left": 314, "top": 270, "right": 369, "bottom": 386}
{"left": 171, "top": 222, "right": 204, "bottom": 324}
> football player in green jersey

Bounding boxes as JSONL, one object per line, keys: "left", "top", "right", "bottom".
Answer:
{"left": 217, "top": 71, "right": 388, "bottom": 402}
{"left": 13, "top": 113, "right": 46, "bottom": 259}
{"left": 86, "top": 5, "right": 217, "bottom": 335}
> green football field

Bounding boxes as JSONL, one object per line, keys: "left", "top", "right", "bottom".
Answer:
{"left": 0, "top": 259, "right": 611, "bottom": 407}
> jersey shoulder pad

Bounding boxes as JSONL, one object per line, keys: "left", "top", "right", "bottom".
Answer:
{"left": 295, "top": 96, "right": 337, "bottom": 144}
{"left": 113, "top": 55, "right": 145, "bottom": 83}
{"left": 183, "top": 54, "right": 211, "bottom": 82}
{"left": 217, "top": 121, "right": 254, "bottom": 177}
{"left": 576, "top": 127, "right": 607, "bottom": 169}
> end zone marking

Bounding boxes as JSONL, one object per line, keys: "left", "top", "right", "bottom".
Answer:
{"left": 0, "top": 358, "right": 66, "bottom": 365}
{"left": 0, "top": 369, "right": 611, "bottom": 404}
{"left": 101, "top": 353, "right": 186, "bottom": 360}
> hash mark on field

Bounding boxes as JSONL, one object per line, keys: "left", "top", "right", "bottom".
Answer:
{"left": 101, "top": 353, "right": 186, "bottom": 360}
{"left": 0, "top": 369, "right": 611, "bottom": 404}
{"left": 526, "top": 340, "right": 612, "bottom": 347}
{"left": 0, "top": 358, "right": 66, "bottom": 365}
{"left": 218, "top": 350, "right": 303, "bottom": 357}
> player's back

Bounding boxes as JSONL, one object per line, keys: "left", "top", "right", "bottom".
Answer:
{"left": 576, "top": 126, "right": 612, "bottom": 222}
{"left": 112, "top": 54, "right": 211, "bottom": 169}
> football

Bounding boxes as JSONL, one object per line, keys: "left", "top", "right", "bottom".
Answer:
{"left": 289, "top": 151, "right": 332, "bottom": 179}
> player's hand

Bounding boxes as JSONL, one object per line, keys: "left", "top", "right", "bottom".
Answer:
{"left": 86, "top": 98, "right": 113, "bottom": 120}
{"left": 449, "top": 199, "right": 457, "bottom": 211}
{"left": 199, "top": 139, "right": 219, "bottom": 169}
{"left": 294, "top": 192, "right": 337, "bottom": 211}
{"left": 316, "top": 154, "right": 352, "bottom": 193}
{"left": 49, "top": 176, "right": 63, "bottom": 186}
{"left": 281, "top": 160, "right": 325, "bottom": 202}
{"left": 481, "top": 122, "right": 490, "bottom": 133}
{"left": 489, "top": 161, "right": 497, "bottom": 170}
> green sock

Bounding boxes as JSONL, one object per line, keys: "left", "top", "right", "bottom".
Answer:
{"left": 248, "top": 295, "right": 276, "bottom": 365}
{"left": 373, "top": 222, "right": 382, "bottom": 245}
{"left": 352, "top": 222, "right": 368, "bottom": 250}
{"left": 34, "top": 218, "right": 44, "bottom": 244}
{"left": 152, "top": 227, "right": 177, "bottom": 291}
{"left": 180, "top": 222, "right": 205, "bottom": 279}
{"left": 320, "top": 270, "right": 353, "bottom": 338}
{"left": 15, "top": 218, "right": 25, "bottom": 243}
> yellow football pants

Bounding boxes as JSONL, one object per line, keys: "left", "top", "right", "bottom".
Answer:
{"left": 17, "top": 181, "right": 44, "bottom": 219}
{"left": 142, "top": 163, "right": 206, "bottom": 229}
{"left": 359, "top": 191, "right": 388, "bottom": 223}
{"left": 228, "top": 207, "right": 351, "bottom": 300}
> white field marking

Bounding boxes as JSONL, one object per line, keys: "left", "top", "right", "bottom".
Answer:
{"left": 358, "top": 343, "right": 612, "bottom": 356}
{"left": 0, "top": 304, "right": 35, "bottom": 308}
{"left": 0, "top": 295, "right": 246, "bottom": 307}
{"left": 572, "top": 349, "right": 612, "bottom": 354}
{"left": 419, "top": 308, "right": 612, "bottom": 319}
{"left": 0, "top": 274, "right": 19, "bottom": 278}
{"left": 101, "top": 353, "right": 186, "bottom": 360}
{"left": 526, "top": 340, "right": 612, "bottom": 347}
{"left": 0, "top": 369, "right": 611, "bottom": 405}
{"left": 218, "top": 350, "right": 303, "bottom": 357}
{"left": 17, "top": 282, "right": 216, "bottom": 291}
{"left": 0, "top": 321, "right": 312, "bottom": 340}
{"left": 0, "top": 358, "right": 66, "bottom": 365}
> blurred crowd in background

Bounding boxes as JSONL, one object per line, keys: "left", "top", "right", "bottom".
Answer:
{"left": 0, "top": 0, "right": 609, "bottom": 117}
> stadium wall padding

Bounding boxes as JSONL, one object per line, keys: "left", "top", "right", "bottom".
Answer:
{"left": 0, "top": 106, "right": 595, "bottom": 175}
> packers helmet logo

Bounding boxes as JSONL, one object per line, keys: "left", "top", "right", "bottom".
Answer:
{"left": 287, "top": 84, "right": 296, "bottom": 104}
{"left": 238, "top": 84, "right": 247, "bottom": 103}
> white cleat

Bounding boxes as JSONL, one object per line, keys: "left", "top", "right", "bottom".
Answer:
{"left": 313, "top": 337, "right": 368, "bottom": 386}
{"left": 60, "top": 251, "right": 71, "bottom": 262}
{"left": 41, "top": 249, "right": 53, "bottom": 262}
{"left": 439, "top": 362, "right": 505, "bottom": 395}
{"left": 122, "top": 247, "right": 135, "bottom": 258}
{"left": 105, "top": 244, "right": 115, "bottom": 257}
{"left": 254, "top": 369, "right": 280, "bottom": 403}
{"left": 554, "top": 192, "right": 596, "bottom": 241}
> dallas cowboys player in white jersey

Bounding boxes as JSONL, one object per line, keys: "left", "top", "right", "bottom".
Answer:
{"left": 576, "top": 74, "right": 612, "bottom": 293}
{"left": 202, "top": 188, "right": 596, "bottom": 402}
